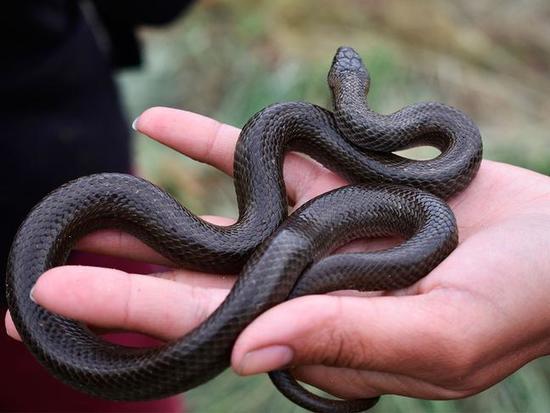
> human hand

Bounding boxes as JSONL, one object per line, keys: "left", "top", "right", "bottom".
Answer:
{"left": 6, "top": 107, "right": 550, "bottom": 401}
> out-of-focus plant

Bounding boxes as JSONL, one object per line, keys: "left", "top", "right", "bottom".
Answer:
{"left": 115, "top": 1, "right": 550, "bottom": 411}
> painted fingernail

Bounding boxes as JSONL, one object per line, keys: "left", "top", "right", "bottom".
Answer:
{"left": 131, "top": 117, "right": 140, "bottom": 131}
{"left": 29, "top": 286, "right": 37, "bottom": 303}
{"left": 238, "top": 345, "right": 294, "bottom": 375}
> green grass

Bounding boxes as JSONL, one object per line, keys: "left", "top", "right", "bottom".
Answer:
{"left": 115, "top": 1, "right": 550, "bottom": 411}
{"left": 183, "top": 361, "right": 550, "bottom": 413}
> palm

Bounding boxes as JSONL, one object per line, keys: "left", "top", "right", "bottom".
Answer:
{"left": 250, "top": 160, "right": 550, "bottom": 400}
{"left": 349, "top": 160, "right": 550, "bottom": 399}
{"left": 425, "top": 161, "right": 550, "bottom": 295}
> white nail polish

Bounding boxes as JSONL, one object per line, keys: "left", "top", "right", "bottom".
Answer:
{"left": 29, "top": 286, "right": 37, "bottom": 303}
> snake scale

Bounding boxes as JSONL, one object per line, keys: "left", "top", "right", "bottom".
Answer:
{"left": 6, "top": 47, "right": 482, "bottom": 412}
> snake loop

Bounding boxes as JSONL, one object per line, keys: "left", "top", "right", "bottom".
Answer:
{"left": 6, "top": 47, "right": 482, "bottom": 412}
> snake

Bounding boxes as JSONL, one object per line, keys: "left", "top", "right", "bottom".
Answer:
{"left": 6, "top": 47, "right": 482, "bottom": 413}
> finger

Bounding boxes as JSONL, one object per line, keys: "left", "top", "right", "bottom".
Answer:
{"left": 135, "top": 107, "right": 240, "bottom": 175}
{"left": 76, "top": 230, "right": 172, "bottom": 266}
{"left": 291, "top": 330, "right": 550, "bottom": 401}
{"left": 134, "top": 107, "right": 342, "bottom": 204}
{"left": 5, "top": 267, "right": 234, "bottom": 340}
{"left": 291, "top": 365, "right": 381, "bottom": 399}
{"left": 32, "top": 266, "right": 231, "bottom": 341}
{"left": 152, "top": 269, "right": 236, "bottom": 290}
{"left": 75, "top": 215, "right": 235, "bottom": 265}
{"left": 231, "top": 291, "right": 464, "bottom": 378}
{"left": 289, "top": 365, "right": 465, "bottom": 400}
{"left": 5, "top": 310, "right": 123, "bottom": 343}
{"left": 289, "top": 158, "right": 347, "bottom": 209}
{"left": 5, "top": 311, "right": 21, "bottom": 341}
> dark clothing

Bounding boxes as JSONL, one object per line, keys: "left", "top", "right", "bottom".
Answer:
{"left": 1, "top": 1, "right": 193, "bottom": 410}
{"left": 0, "top": 0, "right": 194, "bottom": 303}
{"left": 92, "top": 0, "right": 195, "bottom": 67}
{"left": 1, "top": 2, "right": 132, "bottom": 306}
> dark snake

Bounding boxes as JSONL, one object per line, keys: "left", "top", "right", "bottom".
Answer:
{"left": 6, "top": 47, "right": 482, "bottom": 412}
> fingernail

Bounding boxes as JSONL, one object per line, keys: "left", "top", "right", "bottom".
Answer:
{"left": 238, "top": 345, "right": 294, "bottom": 375}
{"left": 29, "top": 286, "right": 37, "bottom": 303}
{"left": 131, "top": 117, "right": 140, "bottom": 131}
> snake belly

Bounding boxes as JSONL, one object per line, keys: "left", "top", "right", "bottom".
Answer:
{"left": 6, "top": 47, "right": 482, "bottom": 412}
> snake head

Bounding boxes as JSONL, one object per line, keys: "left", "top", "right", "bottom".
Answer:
{"left": 328, "top": 47, "right": 370, "bottom": 96}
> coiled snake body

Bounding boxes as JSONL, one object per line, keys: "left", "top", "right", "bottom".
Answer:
{"left": 6, "top": 47, "right": 482, "bottom": 412}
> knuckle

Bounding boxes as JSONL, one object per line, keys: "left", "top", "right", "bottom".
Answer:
{"left": 120, "top": 276, "right": 136, "bottom": 328}
{"left": 187, "top": 284, "right": 213, "bottom": 326}
{"left": 203, "top": 121, "right": 222, "bottom": 160}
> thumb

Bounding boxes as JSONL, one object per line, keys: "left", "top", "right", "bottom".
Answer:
{"left": 231, "top": 292, "right": 456, "bottom": 377}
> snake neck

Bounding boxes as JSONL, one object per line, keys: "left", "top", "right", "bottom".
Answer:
{"left": 331, "top": 75, "right": 371, "bottom": 112}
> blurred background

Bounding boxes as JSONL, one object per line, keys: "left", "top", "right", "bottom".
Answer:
{"left": 116, "top": 0, "right": 550, "bottom": 412}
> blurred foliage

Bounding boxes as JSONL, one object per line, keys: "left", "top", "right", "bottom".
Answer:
{"left": 115, "top": 0, "right": 550, "bottom": 411}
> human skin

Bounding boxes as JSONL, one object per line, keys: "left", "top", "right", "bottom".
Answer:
{"left": 5, "top": 107, "right": 550, "bottom": 401}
